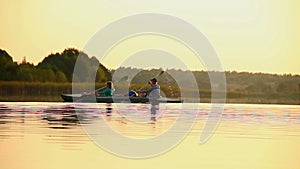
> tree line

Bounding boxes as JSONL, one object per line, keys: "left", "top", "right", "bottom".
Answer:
{"left": 1, "top": 48, "right": 300, "bottom": 103}
{"left": 0, "top": 48, "right": 111, "bottom": 83}
{"left": 112, "top": 67, "right": 300, "bottom": 104}
{"left": 1, "top": 47, "right": 300, "bottom": 94}
{"left": 113, "top": 67, "right": 300, "bottom": 94}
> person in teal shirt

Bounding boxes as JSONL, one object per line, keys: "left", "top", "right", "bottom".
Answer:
{"left": 95, "top": 81, "right": 115, "bottom": 96}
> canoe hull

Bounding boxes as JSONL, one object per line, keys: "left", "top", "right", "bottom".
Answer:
{"left": 61, "top": 94, "right": 182, "bottom": 103}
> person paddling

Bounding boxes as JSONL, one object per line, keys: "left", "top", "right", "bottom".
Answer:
{"left": 138, "top": 78, "right": 160, "bottom": 99}
{"left": 95, "top": 81, "right": 115, "bottom": 96}
{"left": 138, "top": 78, "right": 160, "bottom": 122}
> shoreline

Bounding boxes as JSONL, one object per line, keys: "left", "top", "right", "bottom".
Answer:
{"left": 0, "top": 81, "right": 299, "bottom": 105}
{"left": 0, "top": 97, "right": 299, "bottom": 105}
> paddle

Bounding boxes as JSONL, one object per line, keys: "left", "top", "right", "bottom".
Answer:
{"left": 94, "top": 86, "right": 106, "bottom": 92}
{"left": 95, "top": 76, "right": 129, "bottom": 91}
{"left": 138, "top": 70, "right": 164, "bottom": 91}
{"left": 81, "top": 75, "right": 129, "bottom": 95}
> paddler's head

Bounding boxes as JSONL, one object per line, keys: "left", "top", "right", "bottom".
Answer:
{"left": 149, "top": 78, "right": 158, "bottom": 85}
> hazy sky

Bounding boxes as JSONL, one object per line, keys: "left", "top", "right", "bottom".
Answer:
{"left": 0, "top": 0, "right": 299, "bottom": 74}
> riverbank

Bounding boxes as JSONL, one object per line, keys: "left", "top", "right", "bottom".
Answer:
{"left": 0, "top": 81, "right": 299, "bottom": 105}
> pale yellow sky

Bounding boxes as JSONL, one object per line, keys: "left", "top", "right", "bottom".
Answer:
{"left": 0, "top": 0, "right": 299, "bottom": 74}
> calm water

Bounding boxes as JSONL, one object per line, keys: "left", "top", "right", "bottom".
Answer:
{"left": 0, "top": 102, "right": 300, "bottom": 169}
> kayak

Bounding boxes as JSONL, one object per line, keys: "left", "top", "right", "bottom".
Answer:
{"left": 61, "top": 94, "right": 182, "bottom": 103}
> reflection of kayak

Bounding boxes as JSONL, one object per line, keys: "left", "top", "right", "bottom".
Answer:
{"left": 61, "top": 94, "right": 182, "bottom": 103}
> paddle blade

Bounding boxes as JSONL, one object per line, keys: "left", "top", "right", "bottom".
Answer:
{"left": 157, "top": 70, "right": 164, "bottom": 77}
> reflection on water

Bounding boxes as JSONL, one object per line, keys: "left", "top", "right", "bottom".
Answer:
{"left": 0, "top": 102, "right": 300, "bottom": 169}
{"left": 1, "top": 103, "right": 300, "bottom": 141}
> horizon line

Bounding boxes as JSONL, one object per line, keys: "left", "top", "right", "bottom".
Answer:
{"left": 1, "top": 47, "right": 300, "bottom": 76}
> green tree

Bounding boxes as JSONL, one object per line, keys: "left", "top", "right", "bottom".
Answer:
{"left": 276, "top": 81, "right": 298, "bottom": 93}
{"left": 96, "top": 67, "right": 107, "bottom": 82}
{"left": 38, "top": 48, "right": 111, "bottom": 82}
{"left": 17, "top": 63, "right": 36, "bottom": 81}
{"left": 45, "top": 69, "right": 56, "bottom": 82}
{"left": 0, "top": 49, "right": 18, "bottom": 80}
{"left": 56, "top": 71, "right": 68, "bottom": 82}
{"left": 246, "top": 81, "right": 271, "bottom": 93}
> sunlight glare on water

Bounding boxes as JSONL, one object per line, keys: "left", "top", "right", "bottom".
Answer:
{"left": 0, "top": 102, "right": 300, "bottom": 169}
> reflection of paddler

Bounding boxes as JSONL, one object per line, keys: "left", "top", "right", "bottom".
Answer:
{"left": 138, "top": 78, "right": 161, "bottom": 122}
{"left": 105, "top": 103, "right": 112, "bottom": 116}
{"left": 150, "top": 103, "right": 159, "bottom": 122}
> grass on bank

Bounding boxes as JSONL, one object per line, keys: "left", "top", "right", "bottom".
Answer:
{"left": 0, "top": 81, "right": 299, "bottom": 104}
